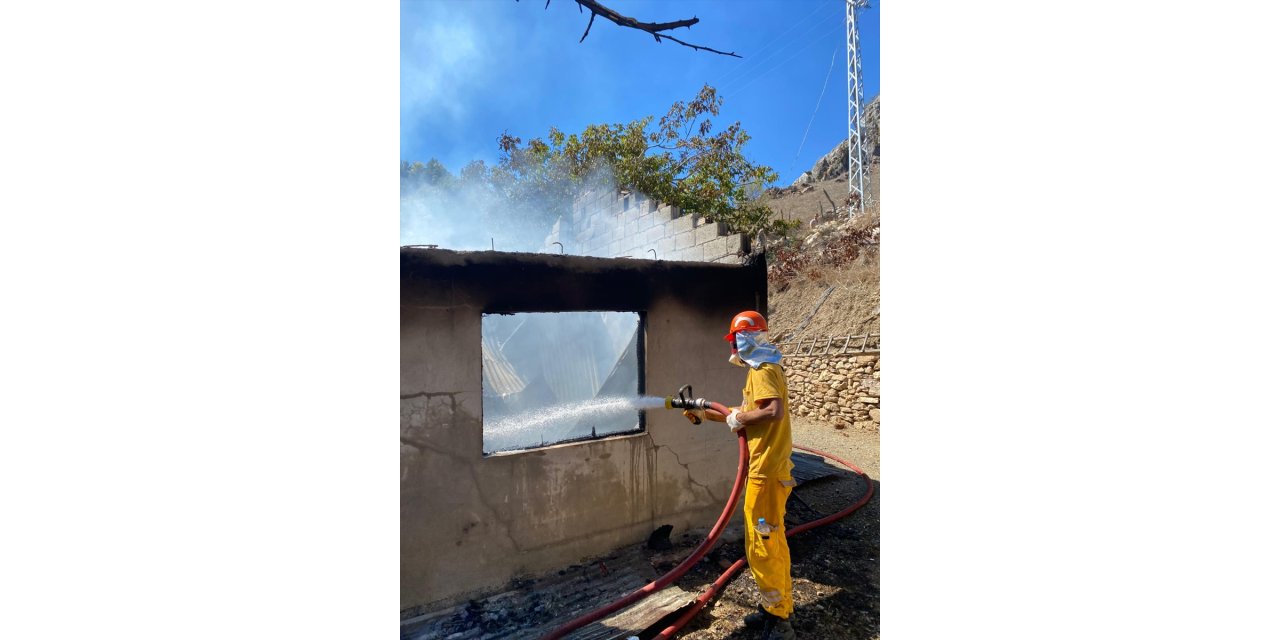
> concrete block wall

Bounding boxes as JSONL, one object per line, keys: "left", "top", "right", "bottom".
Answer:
{"left": 783, "top": 352, "right": 880, "bottom": 430}
{"left": 544, "top": 188, "right": 748, "bottom": 264}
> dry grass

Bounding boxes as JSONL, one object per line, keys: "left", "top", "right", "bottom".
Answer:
{"left": 762, "top": 177, "right": 880, "bottom": 343}
{"left": 764, "top": 165, "right": 880, "bottom": 228}
{"left": 768, "top": 258, "right": 879, "bottom": 343}
{"left": 766, "top": 177, "right": 852, "bottom": 226}
{"left": 760, "top": 136, "right": 880, "bottom": 347}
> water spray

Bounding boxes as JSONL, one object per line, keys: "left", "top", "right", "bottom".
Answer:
{"left": 539, "top": 385, "right": 743, "bottom": 640}
{"left": 484, "top": 395, "right": 667, "bottom": 454}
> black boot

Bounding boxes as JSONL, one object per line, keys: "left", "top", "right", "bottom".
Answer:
{"left": 759, "top": 614, "right": 796, "bottom": 640}
{"left": 745, "top": 606, "right": 796, "bottom": 639}
{"left": 744, "top": 605, "right": 771, "bottom": 627}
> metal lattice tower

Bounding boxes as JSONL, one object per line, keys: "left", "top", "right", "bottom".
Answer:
{"left": 847, "top": 0, "right": 867, "bottom": 215}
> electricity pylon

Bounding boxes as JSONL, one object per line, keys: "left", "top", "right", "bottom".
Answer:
{"left": 847, "top": 0, "right": 869, "bottom": 215}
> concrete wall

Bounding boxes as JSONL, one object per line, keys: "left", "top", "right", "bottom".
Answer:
{"left": 542, "top": 188, "right": 749, "bottom": 263}
{"left": 783, "top": 350, "right": 880, "bottom": 430}
{"left": 401, "top": 248, "right": 768, "bottom": 612}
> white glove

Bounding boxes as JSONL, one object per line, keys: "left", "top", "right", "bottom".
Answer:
{"left": 726, "top": 409, "right": 746, "bottom": 432}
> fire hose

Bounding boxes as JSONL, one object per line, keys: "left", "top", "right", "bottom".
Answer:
{"left": 538, "top": 386, "right": 876, "bottom": 640}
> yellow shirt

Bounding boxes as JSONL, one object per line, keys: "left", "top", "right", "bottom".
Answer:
{"left": 740, "top": 362, "right": 794, "bottom": 480}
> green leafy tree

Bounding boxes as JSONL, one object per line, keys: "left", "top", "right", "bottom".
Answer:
{"left": 400, "top": 158, "right": 455, "bottom": 194}
{"left": 495, "top": 85, "right": 796, "bottom": 237}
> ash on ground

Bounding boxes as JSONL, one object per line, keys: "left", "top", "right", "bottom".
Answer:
{"left": 402, "top": 418, "right": 879, "bottom": 640}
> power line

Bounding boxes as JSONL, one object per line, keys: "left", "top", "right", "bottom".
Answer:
{"left": 718, "top": 20, "right": 835, "bottom": 94}
{"left": 710, "top": 2, "right": 828, "bottom": 88}
{"left": 714, "top": 6, "right": 836, "bottom": 93}
{"left": 788, "top": 45, "right": 840, "bottom": 180}
{"left": 724, "top": 23, "right": 843, "bottom": 100}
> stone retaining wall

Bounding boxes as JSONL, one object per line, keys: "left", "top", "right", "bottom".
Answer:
{"left": 784, "top": 352, "right": 879, "bottom": 430}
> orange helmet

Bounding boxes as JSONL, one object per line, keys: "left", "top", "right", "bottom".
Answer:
{"left": 724, "top": 310, "right": 767, "bottom": 342}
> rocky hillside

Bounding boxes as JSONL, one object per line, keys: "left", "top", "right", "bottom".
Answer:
{"left": 763, "top": 96, "right": 880, "bottom": 227}
{"left": 789, "top": 96, "right": 880, "bottom": 187}
{"left": 760, "top": 96, "right": 881, "bottom": 344}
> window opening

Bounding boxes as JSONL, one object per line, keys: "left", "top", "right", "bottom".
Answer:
{"left": 481, "top": 311, "right": 643, "bottom": 454}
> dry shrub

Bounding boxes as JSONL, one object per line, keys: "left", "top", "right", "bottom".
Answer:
{"left": 768, "top": 253, "right": 880, "bottom": 340}
{"left": 767, "top": 213, "right": 879, "bottom": 284}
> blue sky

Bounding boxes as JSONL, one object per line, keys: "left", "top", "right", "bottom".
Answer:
{"left": 401, "top": 0, "right": 879, "bottom": 187}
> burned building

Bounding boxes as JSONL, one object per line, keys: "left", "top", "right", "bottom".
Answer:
{"left": 401, "top": 247, "right": 767, "bottom": 612}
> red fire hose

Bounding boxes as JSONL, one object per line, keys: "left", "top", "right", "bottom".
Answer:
{"left": 653, "top": 443, "right": 875, "bottom": 639}
{"left": 537, "top": 397, "right": 877, "bottom": 640}
{"left": 539, "top": 401, "right": 747, "bottom": 640}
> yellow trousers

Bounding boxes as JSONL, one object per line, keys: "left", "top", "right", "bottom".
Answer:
{"left": 744, "top": 476, "right": 795, "bottom": 619}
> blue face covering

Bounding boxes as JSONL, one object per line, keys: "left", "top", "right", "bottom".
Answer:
{"left": 730, "top": 330, "right": 784, "bottom": 369}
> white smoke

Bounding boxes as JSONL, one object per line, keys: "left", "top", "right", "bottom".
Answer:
{"left": 400, "top": 161, "right": 634, "bottom": 254}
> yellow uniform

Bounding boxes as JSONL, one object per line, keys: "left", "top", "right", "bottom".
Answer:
{"left": 740, "top": 362, "right": 796, "bottom": 619}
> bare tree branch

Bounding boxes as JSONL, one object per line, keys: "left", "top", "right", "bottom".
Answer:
{"left": 574, "top": 0, "right": 740, "bottom": 57}
{"left": 519, "top": 0, "right": 740, "bottom": 57}
{"left": 646, "top": 30, "right": 741, "bottom": 58}
{"left": 574, "top": 0, "right": 699, "bottom": 33}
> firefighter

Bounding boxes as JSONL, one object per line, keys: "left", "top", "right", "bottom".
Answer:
{"left": 686, "top": 310, "right": 797, "bottom": 640}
